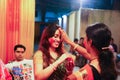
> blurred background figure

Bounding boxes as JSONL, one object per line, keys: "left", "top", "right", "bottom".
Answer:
{"left": 0, "top": 59, "right": 12, "bottom": 80}
{"left": 77, "top": 37, "right": 87, "bottom": 68}
{"left": 110, "top": 38, "right": 118, "bottom": 53}
{"left": 69, "top": 37, "right": 87, "bottom": 68}
{"left": 79, "top": 37, "right": 84, "bottom": 47}
{"left": 69, "top": 38, "right": 79, "bottom": 56}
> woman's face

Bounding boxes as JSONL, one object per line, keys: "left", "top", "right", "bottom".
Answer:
{"left": 48, "top": 29, "right": 61, "bottom": 48}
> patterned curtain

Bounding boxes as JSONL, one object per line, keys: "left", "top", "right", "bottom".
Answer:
{"left": 0, "top": 0, "right": 35, "bottom": 63}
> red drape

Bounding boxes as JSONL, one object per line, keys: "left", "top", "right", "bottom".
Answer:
{"left": 5, "top": 0, "right": 20, "bottom": 63}
{"left": 0, "top": 0, "right": 35, "bottom": 63}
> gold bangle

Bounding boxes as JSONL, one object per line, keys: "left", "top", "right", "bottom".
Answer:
{"left": 73, "top": 44, "right": 79, "bottom": 50}
{"left": 50, "top": 64, "right": 56, "bottom": 71}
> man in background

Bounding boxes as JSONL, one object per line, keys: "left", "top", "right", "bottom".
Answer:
{"left": 69, "top": 38, "right": 79, "bottom": 56}
{"left": 70, "top": 38, "right": 87, "bottom": 68}
{"left": 6, "top": 44, "right": 34, "bottom": 80}
{"left": 110, "top": 38, "right": 118, "bottom": 53}
{"left": 77, "top": 37, "right": 87, "bottom": 68}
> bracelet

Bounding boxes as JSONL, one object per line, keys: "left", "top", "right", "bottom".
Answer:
{"left": 50, "top": 64, "right": 57, "bottom": 71}
{"left": 73, "top": 44, "right": 79, "bottom": 50}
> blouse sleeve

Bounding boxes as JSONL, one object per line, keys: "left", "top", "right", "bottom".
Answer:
{"left": 33, "top": 50, "right": 43, "bottom": 64}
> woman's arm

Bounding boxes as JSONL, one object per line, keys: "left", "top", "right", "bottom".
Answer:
{"left": 67, "top": 40, "right": 91, "bottom": 60}
{"left": 33, "top": 50, "right": 58, "bottom": 80}
{"left": 33, "top": 50, "right": 72, "bottom": 80}
{"left": 59, "top": 28, "right": 92, "bottom": 60}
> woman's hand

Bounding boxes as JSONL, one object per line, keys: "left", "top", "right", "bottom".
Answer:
{"left": 58, "top": 53, "right": 69, "bottom": 63}
{"left": 58, "top": 28, "right": 71, "bottom": 44}
{"left": 65, "top": 57, "right": 74, "bottom": 75}
{"left": 56, "top": 53, "right": 74, "bottom": 75}
{"left": 57, "top": 53, "right": 73, "bottom": 64}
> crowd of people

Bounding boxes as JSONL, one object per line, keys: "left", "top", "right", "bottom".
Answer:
{"left": 0, "top": 22, "right": 119, "bottom": 80}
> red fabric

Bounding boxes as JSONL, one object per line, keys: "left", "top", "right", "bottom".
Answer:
{"left": 0, "top": 59, "right": 12, "bottom": 80}
{"left": 5, "top": 0, "right": 20, "bottom": 63}
{"left": 82, "top": 64, "right": 94, "bottom": 80}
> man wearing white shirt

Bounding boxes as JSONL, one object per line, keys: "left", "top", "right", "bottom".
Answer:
{"left": 6, "top": 44, "right": 34, "bottom": 80}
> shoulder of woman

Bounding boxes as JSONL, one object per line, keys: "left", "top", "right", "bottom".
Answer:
{"left": 33, "top": 50, "right": 43, "bottom": 64}
{"left": 34, "top": 50, "right": 43, "bottom": 58}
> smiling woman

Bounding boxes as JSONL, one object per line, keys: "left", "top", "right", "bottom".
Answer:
{"left": 33, "top": 23, "right": 74, "bottom": 80}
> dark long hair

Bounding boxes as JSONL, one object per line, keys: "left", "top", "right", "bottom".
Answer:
{"left": 38, "top": 23, "right": 64, "bottom": 66}
{"left": 86, "top": 22, "right": 117, "bottom": 80}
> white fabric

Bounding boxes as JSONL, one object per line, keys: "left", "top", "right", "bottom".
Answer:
{"left": 6, "top": 59, "right": 34, "bottom": 80}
